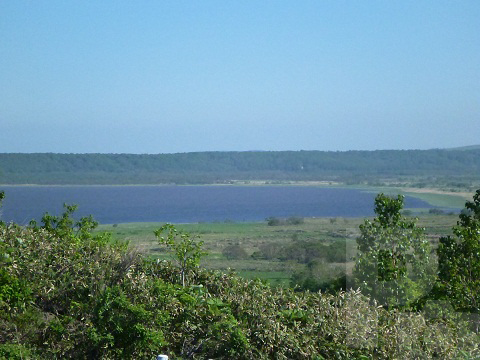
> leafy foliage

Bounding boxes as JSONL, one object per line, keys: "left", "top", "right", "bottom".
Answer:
{"left": 437, "top": 189, "right": 480, "bottom": 316}
{"left": 155, "top": 224, "right": 205, "bottom": 287}
{"left": 291, "top": 260, "right": 348, "bottom": 294}
{"left": 222, "top": 244, "right": 249, "bottom": 260}
{"left": 353, "top": 194, "right": 434, "bottom": 308}
{"left": 29, "top": 203, "right": 99, "bottom": 241}
{"left": 0, "top": 215, "right": 155, "bottom": 358}
{"left": 0, "top": 191, "right": 4, "bottom": 226}
{"left": 1, "top": 149, "right": 480, "bottom": 185}
{"left": 0, "top": 194, "right": 479, "bottom": 358}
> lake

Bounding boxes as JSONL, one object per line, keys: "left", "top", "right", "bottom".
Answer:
{"left": 0, "top": 185, "right": 434, "bottom": 225}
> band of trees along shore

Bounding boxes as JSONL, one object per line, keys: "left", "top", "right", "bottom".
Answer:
{"left": 1, "top": 149, "right": 480, "bottom": 188}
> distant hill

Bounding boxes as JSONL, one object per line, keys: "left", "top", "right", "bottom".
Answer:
{"left": 447, "top": 144, "right": 480, "bottom": 151}
{"left": 1, "top": 149, "right": 480, "bottom": 186}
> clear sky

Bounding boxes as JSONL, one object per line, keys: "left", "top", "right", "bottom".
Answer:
{"left": 1, "top": 1, "right": 479, "bottom": 153}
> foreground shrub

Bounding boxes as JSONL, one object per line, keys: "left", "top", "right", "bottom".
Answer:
{"left": 437, "top": 189, "right": 480, "bottom": 319}
{"left": 0, "top": 222, "right": 167, "bottom": 359}
{"left": 354, "top": 194, "right": 435, "bottom": 309}
{"left": 1, "top": 210, "right": 479, "bottom": 358}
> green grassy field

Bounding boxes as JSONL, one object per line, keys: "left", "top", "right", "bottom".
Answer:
{"left": 96, "top": 212, "right": 459, "bottom": 287}
{"left": 350, "top": 185, "right": 471, "bottom": 208}
{"left": 395, "top": 189, "right": 469, "bottom": 208}
{"left": 95, "top": 185, "right": 472, "bottom": 289}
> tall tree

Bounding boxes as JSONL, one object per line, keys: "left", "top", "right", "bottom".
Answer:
{"left": 155, "top": 224, "right": 205, "bottom": 287}
{"left": 437, "top": 189, "right": 480, "bottom": 315}
{"left": 0, "top": 191, "right": 4, "bottom": 225}
{"left": 353, "top": 194, "right": 433, "bottom": 308}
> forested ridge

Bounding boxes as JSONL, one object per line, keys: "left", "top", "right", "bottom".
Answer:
{"left": 1, "top": 149, "right": 480, "bottom": 185}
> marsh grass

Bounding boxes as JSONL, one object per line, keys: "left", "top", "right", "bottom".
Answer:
{"left": 350, "top": 184, "right": 470, "bottom": 208}
{"left": 96, "top": 214, "right": 458, "bottom": 286}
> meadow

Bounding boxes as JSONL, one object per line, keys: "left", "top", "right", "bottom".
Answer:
{"left": 97, "top": 212, "right": 459, "bottom": 287}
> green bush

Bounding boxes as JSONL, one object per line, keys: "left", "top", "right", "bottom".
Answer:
{"left": 286, "top": 216, "right": 304, "bottom": 225}
{"left": 265, "top": 216, "right": 304, "bottom": 226}
{"left": 222, "top": 244, "right": 248, "bottom": 260}
{"left": 265, "top": 216, "right": 282, "bottom": 226}
{"left": 0, "top": 343, "right": 39, "bottom": 360}
{"left": 354, "top": 194, "right": 435, "bottom": 309}
{"left": 437, "top": 189, "right": 480, "bottom": 318}
{"left": 1, "top": 196, "right": 479, "bottom": 358}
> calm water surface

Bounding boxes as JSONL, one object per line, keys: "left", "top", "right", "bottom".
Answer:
{"left": 0, "top": 186, "right": 433, "bottom": 224}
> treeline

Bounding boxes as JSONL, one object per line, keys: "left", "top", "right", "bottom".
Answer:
{"left": 1, "top": 149, "right": 480, "bottom": 185}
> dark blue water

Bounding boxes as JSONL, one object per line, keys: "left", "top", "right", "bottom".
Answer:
{"left": 0, "top": 186, "right": 434, "bottom": 225}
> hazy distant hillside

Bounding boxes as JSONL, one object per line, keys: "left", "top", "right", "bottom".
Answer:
{"left": 447, "top": 144, "right": 480, "bottom": 151}
{"left": 1, "top": 149, "right": 480, "bottom": 186}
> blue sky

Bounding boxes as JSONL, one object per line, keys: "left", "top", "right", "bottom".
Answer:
{"left": 1, "top": 1, "right": 479, "bottom": 153}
